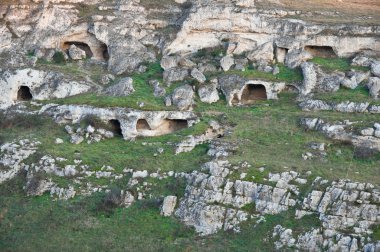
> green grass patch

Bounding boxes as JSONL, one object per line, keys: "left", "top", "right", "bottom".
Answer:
{"left": 309, "top": 57, "right": 369, "bottom": 72}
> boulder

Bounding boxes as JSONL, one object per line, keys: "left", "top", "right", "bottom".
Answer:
{"left": 170, "top": 84, "right": 195, "bottom": 111}
{"left": 149, "top": 80, "right": 166, "bottom": 97}
{"left": 104, "top": 77, "right": 135, "bottom": 97}
{"left": 68, "top": 45, "right": 86, "bottom": 60}
{"left": 198, "top": 79, "right": 219, "bottom": 104}
{"left": 367, "top": 77, "right": 380, "bottom": 99}
{"left": 161, "top": 56, "right": 179, "bottom": 70}
{"left": 161, "top": 196, "right": 177, "bottom": 216}
{"left": 163, "top": 67, "right": 189, "bottom": 85}
{"left": 191, "top": 68, "right": 206, "bottom": 83}
{"left": 370, "top": 61, "right": 380, "bottom": 77}
{"left": 300, "top": 62, "right": 317, "bottom": 96}
{"left": 220, "top": 55, "right": 235, "bottom": 72}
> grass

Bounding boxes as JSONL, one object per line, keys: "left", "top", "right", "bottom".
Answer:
{"left": 314, "top": 85, "right": 380, "bottom": 105}
{"left": 0, "top": 175, "right": 322, "bottom": 252}
{"left": 1, "top": 55, "right": 380, "bottom": 250}
{"left": 309, "top": 57, "right": 369, "bottom": 72}
{"left": 222, "top": 64, "right": 303, "bottom": 84}
{"left": 44, "top": 62, "right": 168, "bottom": 110}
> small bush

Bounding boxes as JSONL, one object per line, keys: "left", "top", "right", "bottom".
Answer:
{"left": 354, "top": 147, "right": 378, "bottom": 159}
{"left": 52, "top": 51, "right": 66, "bottom": 64}
{"left": 96, "top": 187, "right": 122, "bottom": 216}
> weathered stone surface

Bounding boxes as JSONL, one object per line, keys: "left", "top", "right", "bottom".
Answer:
{"left": 168, "top": 84, "right": 195, "bottom": 111}
{"left": 68, "top": 44, "right": 86, "bottom": 60}
{"left": 367, "top": 77, "right": 380, "bottom": 99}
{"left": 0, "top": 69, "right": 93, "bottom": 109}
{"left": 161, "top": 196, "right": 177, "bottom": 216}
{"left": 191, "top": 68, "right": 206, "bottom": 83}
{"left": 104, "top": 77, "right": 134, "bottom": 97}
{"left": 220, "top": 55, "right": 235, "bottom": 72}
{"left": 198, "top": 79, "right": 219, "bottom": 104}
{"left": 163, "top": 67, "right": 189, "bottom": 85}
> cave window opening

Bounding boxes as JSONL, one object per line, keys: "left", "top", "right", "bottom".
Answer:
{"left": 304, "top": 46, "right": 337, "bottom": 58}
{"left": 241, "top": 84, "right": 267, "bottom": 104}
{"left": 108, "top": 119, "right": 123, "bottom": 136}
{"left": 17, "top": 86, "right": 33, "bottom": 101}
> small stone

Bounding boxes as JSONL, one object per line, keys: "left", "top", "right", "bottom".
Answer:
{"left": 361, "top": 128, "right": 374, "bottom": 136}
{"left": 160, "top": 196, "right": 177, "bottom": 216}
{"left": 55, "top": 138, "right": 64, "bottom": 144}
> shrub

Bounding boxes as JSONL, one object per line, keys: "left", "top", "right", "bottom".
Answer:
{"left": 52, "top": 51, "right": 66, "bottom": 64}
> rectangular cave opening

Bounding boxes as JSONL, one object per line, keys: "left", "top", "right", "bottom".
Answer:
{"left": 304, "top": 46, "right": 337, "bottom": 58}
{"left": 241, "top": 84, "right": 267, "bottom": 104}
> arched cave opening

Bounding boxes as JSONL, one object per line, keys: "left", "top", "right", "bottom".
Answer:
{"left": 108, "top": 119, "right": 123, "bottom": 137}
{"left": 63, "top": 41, "right": 93, "bottom": 58}
{"left": 241, "top": 84, "right": 267, "bottom": 104}
{"left": 304, "top": 46, "right": 337, "bottom": 58}
{"left": 17, "top": 86, "right": 33, "bottom": 101}
{"left": 136, "top": 119, "right": 152, "bottom": 132}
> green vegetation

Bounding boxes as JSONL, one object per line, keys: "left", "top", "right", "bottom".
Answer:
{"left": 1, "top": 55, "right": 379, "bottom": 251}
{"left": 309, "top": 57, "right": 369, "bottom": 72}
{"left": 0, "top": 175, "right": 321, "bottom": 251}
{"left": 314, "top": 85, "right": 380, "bottom": 105}
{"left": 45, "top": 62, "right": 167, "bottom": 110}
{"left": 225, "top": 64, "right": 303, "bottom": 83}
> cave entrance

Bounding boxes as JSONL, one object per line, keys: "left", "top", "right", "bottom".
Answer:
{"left": 275, "top": 47, "right": 289, "bottom": 63}
{"left": 63, "top": 41, "right": 93, "bottom": 58}
{"left": 241, "top": 84, "right": 267, "bottom": 104}
{"left": 304, "top": 46, "right": 337, "bottom": 58}
{"left": 164, "top": 119, "right": 188, "bottom": 132}
{"left": 101, "top": 43, "right": 110, "bottom": 61}
{"left": 136, "top": 119, "right": 152, "bottom": 132}
{"left": 17, "top": 86, "right": 33, "bottom": 101}
{"left": 108, "top": 119, "right": 123, "bottom": 136}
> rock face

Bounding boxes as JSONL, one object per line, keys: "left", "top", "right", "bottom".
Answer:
{"left": 0, "top": 69, "right": 94, "bottom": 109}
{"left": 165, "top": 1, "right": 380, "bottom": 60}
{"left": 301, "top": 118, "right": 380, "bottom": 153}
{"left": 104, "top": 77, "right": 135, "bottom": 97}
{"left": 161, "top": 196, "right": 177, "bottom": 216}
{"left": 0, "top": 139, "right": 40, "bottom": 184}
{"left": 40, "top": 104, "right": 198, "bottom": 140}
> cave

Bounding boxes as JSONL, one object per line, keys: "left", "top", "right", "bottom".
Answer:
{"left": 108, "top": 119, "right": 123, "bottom": 136}
{"left": 101, "top": 43, "right": 110, "bottom": 61}
{"left": 136, "top": 119, "right": 152, "bottom": 132}
{"left": 304, "top": 46, "right": 337, "bottom": 58}
{"left": 275, "top": 47, "right": 289, "bottom": 63}
{"left": 163, "top": 119, "right": 188, "bottom": 132}
{"left": 17, "top": 86, "right": 33, "bottom": 101}
{"left": 241, "top": 84, "right": 267, "bottom": 104}
{"left": 63, "top": 41, "right": 93, "bottom": 58}
{"left": 136, "top": 118, "right": 188, "bottom": 136}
